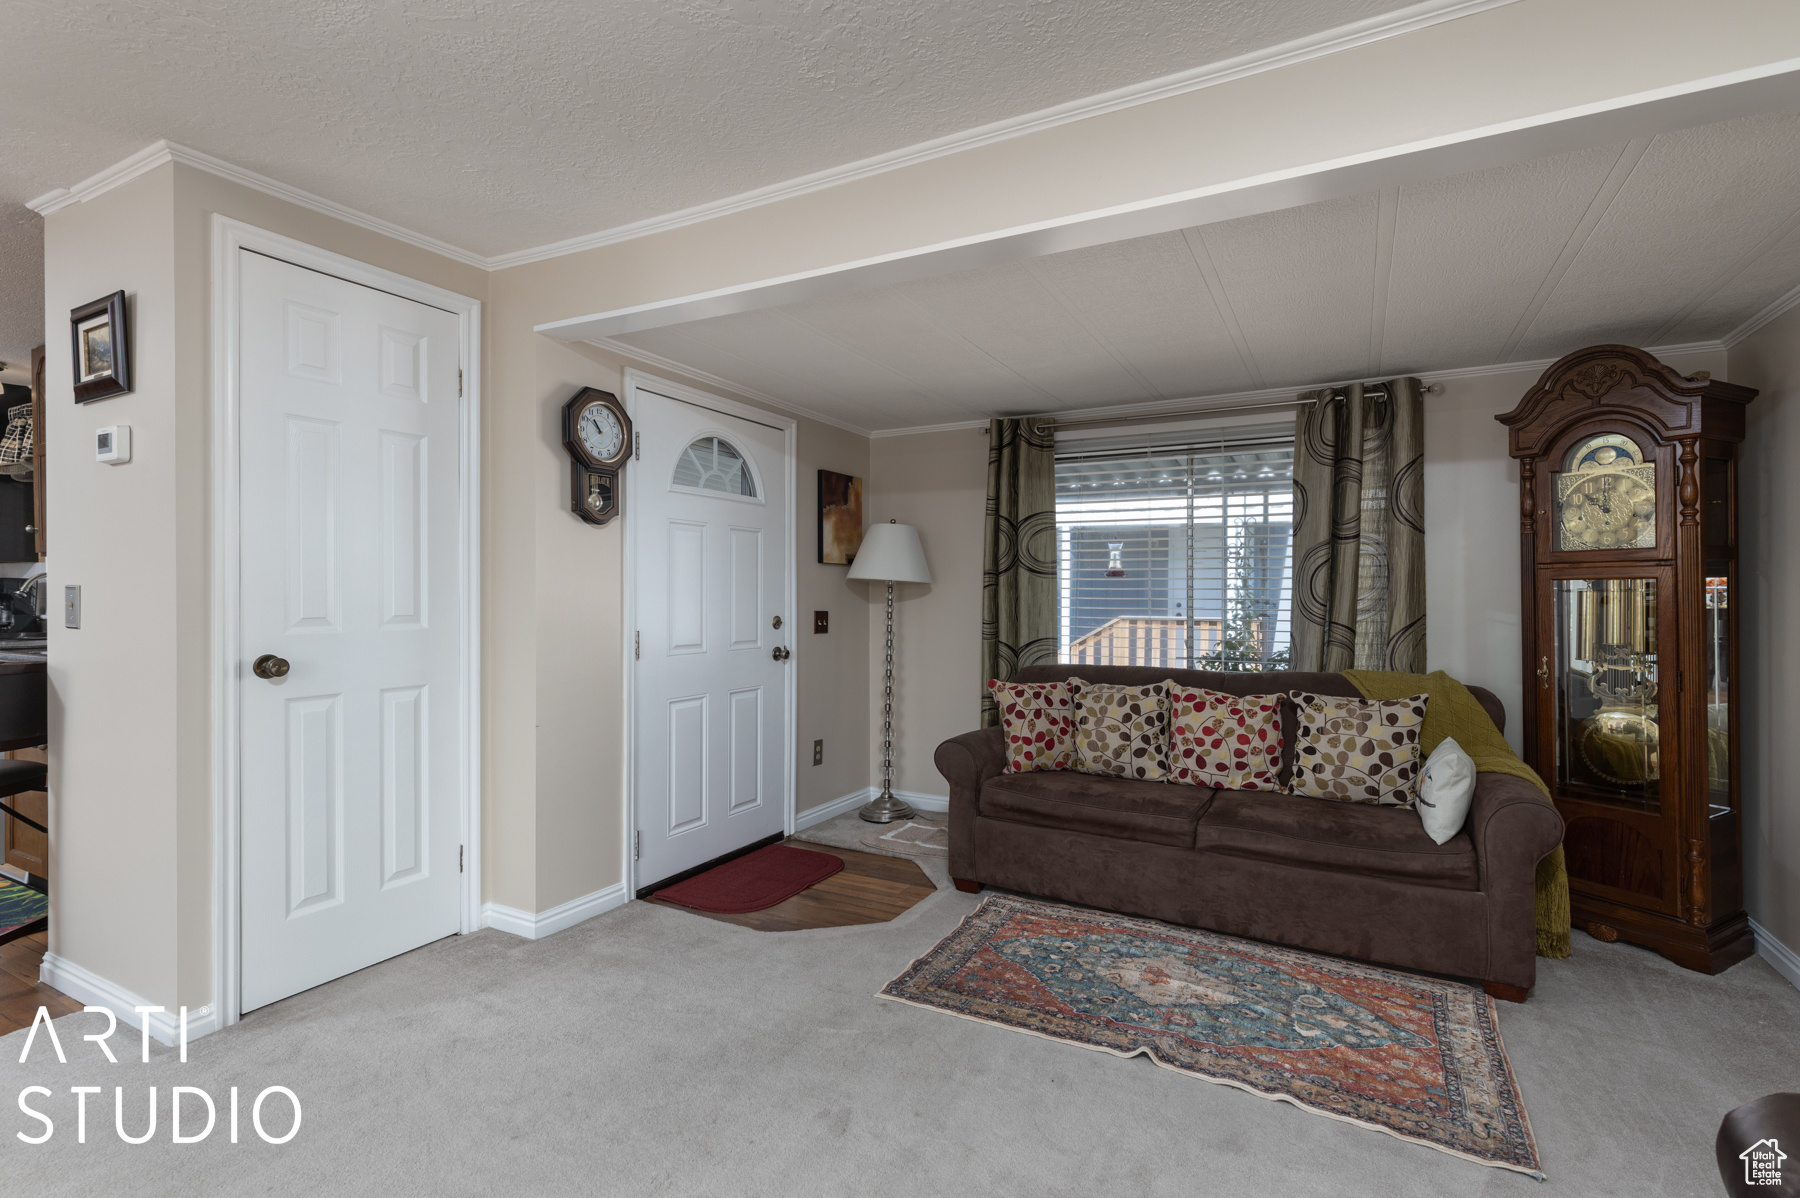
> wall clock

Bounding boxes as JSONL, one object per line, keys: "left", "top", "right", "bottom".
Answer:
{"left": 562, "top": 388, "right": 632, "bottom": 526}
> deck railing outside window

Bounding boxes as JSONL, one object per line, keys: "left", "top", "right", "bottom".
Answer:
{"left": 1056, "top": 426, "right": 1295, "bottom": 672}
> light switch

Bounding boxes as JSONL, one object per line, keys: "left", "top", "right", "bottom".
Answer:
{"left": 64, "top": 585, "right": 80, "bottom": 629}
{"left": 813, "top": 610, "right": 829, "bottom": 634}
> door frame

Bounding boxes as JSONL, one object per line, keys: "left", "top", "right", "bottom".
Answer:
{"left": 620, "top": 369, "right": 797, "bottom": 898}
{"left": 209, "top": 215, "right": 483, "bottom": 1031}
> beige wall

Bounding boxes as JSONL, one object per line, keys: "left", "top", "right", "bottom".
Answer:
{"left": 1724, "top": 308, "right": 1800, "bottom": 953}
{"left": 44, "top": 166, "right": 183, "bottom": 1010}
{"left": 1424, "top": 349, "right": 1725, "bottom": 751}
{"left": 865, "top": 427, "right": 989, "bottom": 798}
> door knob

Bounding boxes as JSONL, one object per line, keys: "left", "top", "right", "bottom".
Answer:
{"left": 771, "top": 646, "right": 790, "bottom": 662}
{"left": 253, "top": 654, "right": 290, "bottom": 679}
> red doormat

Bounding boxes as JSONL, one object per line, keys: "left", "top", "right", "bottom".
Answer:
{"left": 653, "top": 844, "right": 844, "bottom": 913}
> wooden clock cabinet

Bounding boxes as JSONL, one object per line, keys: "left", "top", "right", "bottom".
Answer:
{"left": 1497, "top": 345, "right": 1755, "bottom": 974}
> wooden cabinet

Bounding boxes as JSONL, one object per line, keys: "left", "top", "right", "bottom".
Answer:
{"left": 1497, "top": 345, "right": 1754, "bottom": 974}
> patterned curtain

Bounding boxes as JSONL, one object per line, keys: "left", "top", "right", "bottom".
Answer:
{"left": 981, "top": 418, "right": 1059, "bottom": 726}
{"left": 1290, "top": 378, "right": 1426, "bottom": 673}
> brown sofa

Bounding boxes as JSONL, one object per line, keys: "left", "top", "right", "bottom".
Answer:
{"left": 936, "top": 666, "right": 1564, "bottom": 1000}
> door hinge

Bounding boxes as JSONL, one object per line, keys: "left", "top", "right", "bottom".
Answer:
{"left": 459, "top": 845, "right": 464, "bottom": 873}
{"left": 458, "top": 367, "right": 463, "bottom": 397}
{"left": 635, "top": 631, "right": 640, "bottom": 660}
{"left": 634, "top": 431, "right": 641, "bottom": 461}
{"left": 635, "top": 830, "right": 641, "bottom": 861}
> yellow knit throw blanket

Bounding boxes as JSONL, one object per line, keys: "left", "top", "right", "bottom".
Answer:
{"left": 1342, "top": 669, "right": 1572, "bottom": 959}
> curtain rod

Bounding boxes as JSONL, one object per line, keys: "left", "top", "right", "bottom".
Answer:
{"left": 1041, "top": 380, "right": 1443, "bottom": 433}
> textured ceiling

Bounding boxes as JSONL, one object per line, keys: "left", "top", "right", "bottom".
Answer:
{"left": 609, "top": 108, "right": 1800, "bottom": 432}
{"left": 0, "top": 0, "right": 1420, "bottom": 371}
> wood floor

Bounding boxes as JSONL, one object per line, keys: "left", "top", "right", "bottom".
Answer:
{"left": 0, "top": 930, "right": 79, "bottom": 1037}
{"left": 645, "top": 840, "right": 935, "bottom": 931}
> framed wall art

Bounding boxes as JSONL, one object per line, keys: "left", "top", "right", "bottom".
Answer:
{"left": 818, "top": 468, "right": 864, "bottom": 565}
{"left": 70, "top": 290, "right": 131, "bottom": 403}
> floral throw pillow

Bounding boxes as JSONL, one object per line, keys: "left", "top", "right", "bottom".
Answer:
{"left": 1287, "top": 691, "right": 1429, "bottom": 806}
{"left": 987, "top": 679, "right": 1076, "bottom": 773}
{"left": 1165, "top": 685, "right": 1283, "bottom": 791}
{"left": 1069, "top": 679, "right": 1169, "bottom": 781}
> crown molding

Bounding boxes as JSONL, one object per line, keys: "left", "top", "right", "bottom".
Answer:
{"left": 1722, "top": 279, "right": 1800, "bottom": 348}
{"left": 484, "top": 0, "right": 1521, "bottom": 271}
{"left": 583, "top": 336, "right": 872, "bottom": 438}
{"left": 854, "top": 340, "right": 1730, "bottom": 438}
{"left": 869, "top": 420, "right": 990, "bottom": 438}
{"left": 27, "top": 140, "right": 490, "bottom": 270}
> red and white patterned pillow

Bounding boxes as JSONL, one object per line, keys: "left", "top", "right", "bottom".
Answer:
{"left": 988, "top": 679, "right": 1077, "bottom": 773}
{"left": 1164, "top": 684, "right": 1283, "bottom": 791}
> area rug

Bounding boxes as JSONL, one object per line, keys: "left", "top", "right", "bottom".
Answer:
{"left": 880, "top": 894, "right": 1543, "bottom": 1178}
{"left": 0, "top": 876, "right": 47, "bottom": 943}
{"left": 859, "top": 818, "right": 948, "bottom": 859}
{"left": 652, "top": 844, "right": 844, "bottom": 913}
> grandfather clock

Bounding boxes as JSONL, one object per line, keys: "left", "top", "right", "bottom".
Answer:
{"left": 1497, "top": 345, "right": 1755, "bottom": 974}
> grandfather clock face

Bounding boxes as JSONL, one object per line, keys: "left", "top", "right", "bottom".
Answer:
{"left": 1556, "top": 433, "right": 1656, "bottom": 551}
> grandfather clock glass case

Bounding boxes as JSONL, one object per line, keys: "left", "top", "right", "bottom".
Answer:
{"left": 1498, "top": 345, "right": 1754, "bottom": 974}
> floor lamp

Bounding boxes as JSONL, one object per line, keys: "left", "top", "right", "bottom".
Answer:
{"left": 847, "top": 521, "right": 933, "bottom": 823}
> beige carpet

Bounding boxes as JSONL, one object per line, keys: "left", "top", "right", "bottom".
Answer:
{"left": 7, "top": 885, "right": 1798, "bottom": 1196}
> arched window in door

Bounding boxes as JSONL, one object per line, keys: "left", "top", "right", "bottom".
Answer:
{"left": 671, "top": 435, "right": 758, "bottom": 499}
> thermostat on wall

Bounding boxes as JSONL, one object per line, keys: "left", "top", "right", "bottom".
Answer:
{"left": 95, "top": 425, "right": 131, "bottom": 464}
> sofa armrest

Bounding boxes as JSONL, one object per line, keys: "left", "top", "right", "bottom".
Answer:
{"left": 1467, "top": 772, "right": 1564, "bottom": 989}
{"left": 936, "top": 728, "right": 1006, "bottom": 880}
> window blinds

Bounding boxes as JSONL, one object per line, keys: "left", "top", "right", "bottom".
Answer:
{"left": 1055, "top": 423, "right": 1296, "bottom": 671}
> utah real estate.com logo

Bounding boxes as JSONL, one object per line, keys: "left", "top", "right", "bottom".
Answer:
{"left": 1742, "top": 1138, "right": 1788, "bottom": 1188}
{"left": 14, "top": 1005, "right": 301, "bottom": 1146}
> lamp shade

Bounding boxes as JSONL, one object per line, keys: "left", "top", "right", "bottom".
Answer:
{"left": 846, "top": 523, "right": 932, "bottom": 584}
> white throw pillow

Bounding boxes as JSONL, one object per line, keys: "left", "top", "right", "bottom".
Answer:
{"left": 1417, "top": 737, "right": 1477, "bottom": 845}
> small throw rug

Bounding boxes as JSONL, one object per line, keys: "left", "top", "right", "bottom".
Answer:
{"left": 653, "top": 844, "right": 844, "bottom": 914}
{"left": 860, "top": 818, "right": 949, "bottom": 859}
{"left": 881, "top": 894, "right": 1543, "bottom": 1178}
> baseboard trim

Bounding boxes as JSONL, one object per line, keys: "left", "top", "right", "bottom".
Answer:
{"left": 892, "top": 789, "right": 948, "bottom": 814}
{"left": 483, "top": 882, "right": 629, "bottom": 941}
{"left": 37, "top": 953, "right": 217, "bottom": 1047}
{"left": 1751, "top": 918, "right": 1800, "bottom": 991}
{"left": 795, "top": 787, "right": 949, "bottom": 830}
{"left": 795, "top": 788, "right": 875, "bottom": 830}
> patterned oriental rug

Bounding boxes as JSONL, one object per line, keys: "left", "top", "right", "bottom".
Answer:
{"left": 881, "top": 895, "right": 1543, "bottom": 1178}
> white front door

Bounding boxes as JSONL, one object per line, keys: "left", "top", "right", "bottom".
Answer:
{"left": 633, "top": 388, "right": 791, "bottom": 888}
{"left": 238, "top": 250, "right": 465, "bottom": 1013}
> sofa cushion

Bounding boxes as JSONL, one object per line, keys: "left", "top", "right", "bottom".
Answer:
{"left": 980, "top": 771, "right": 1211, "bottom": 848}
{"left": 1165, "top": 685, "right": 1283, "bottom": 791}
{"left": 1195, "top": 790, "right": 1480, "bottom": 889}
{"left": 1288, "top": 690, "right": 1429, "bottom": 807}
{"left": 988, "top": 678, "right": 1077, "bottom": 773}
{"left": 1069, "top": 678, "right": 1171, "bottom": 781}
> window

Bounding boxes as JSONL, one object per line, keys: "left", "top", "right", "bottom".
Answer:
{"left": 1056, "top": 424, "right": 1294, "bottom": 670}
{"left": 672, "top": 435, "right": 758, "bottom": 498}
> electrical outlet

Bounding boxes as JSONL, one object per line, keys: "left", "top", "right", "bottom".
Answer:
{"left": 812, "top": 739, "right": 823, "bottom": 766}
{"left": 813, "top": 610, "right": 829, "bottom": 633}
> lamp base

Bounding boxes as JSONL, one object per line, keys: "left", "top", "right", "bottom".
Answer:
{"left": 857, "top": 788, "right": 916, "bottom": 824}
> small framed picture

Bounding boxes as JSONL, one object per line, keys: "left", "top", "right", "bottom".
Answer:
{"left": 70, "top": 290, "right": 131, "bottom": 403}
{"left": 818, "top": 469, "right": 865, "bottom": 565}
